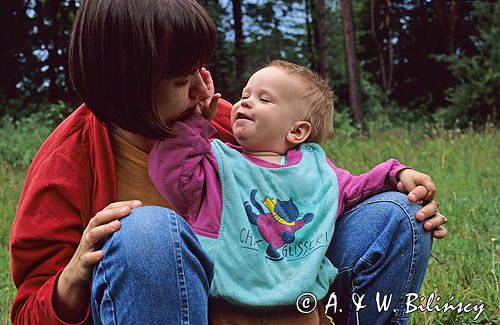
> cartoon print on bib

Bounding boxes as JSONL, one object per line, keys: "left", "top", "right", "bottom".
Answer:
{"left": 244, "top": 189, "right": 314, "bottom": 261}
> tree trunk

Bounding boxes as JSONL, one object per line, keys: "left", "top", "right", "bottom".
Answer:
{"left": 310, "top": 0, "right": 320, "bottom": 73}
{"left": 316, "top": 0, "right": 328, "bottom": 79}
{"left": 431, "top": 0, "right": 460, "bottom": 54}
{"left": 231, "top": 0, "right": 245, "bottom": 85}
{"left": 305, "top": 0, "right": 316, "bottom": 71}
{"left": 340, "top": 0, "right": 363, "bottom": 124}
{"left": 384, "top": 0, "right": 394, "bottom": 100}
{"left": 370, "top": 0, "right": 388, "bottom": 103}
{"left": 46, "top": 0, "right": 61, "bottom": 102}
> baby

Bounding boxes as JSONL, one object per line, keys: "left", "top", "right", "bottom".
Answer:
{"left": 149, "top": 60, "right": 418, "bottom": 309}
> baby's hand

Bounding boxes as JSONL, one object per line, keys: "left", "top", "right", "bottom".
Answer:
{"left": 198, "top": 67, "right": 220, "bottom": 121}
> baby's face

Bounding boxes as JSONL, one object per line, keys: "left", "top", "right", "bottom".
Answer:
{"left": 231, "top": 67, "right": 306, "bottom": 153}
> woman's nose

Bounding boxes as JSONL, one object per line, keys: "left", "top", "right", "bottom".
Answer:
{"left": 189, "top": 72, "right": 208, "bottom": 99}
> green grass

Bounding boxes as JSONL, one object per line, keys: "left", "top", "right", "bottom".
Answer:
{"left": 324, "top": 126, "right": 499, "bottom": 324}
{"left": 0, "top": 122, "right": 498, "bottom": 324}
{"left": 0, "top": 163, "right": 24, "bottom": 324}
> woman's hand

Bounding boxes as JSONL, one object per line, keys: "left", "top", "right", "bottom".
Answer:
{"left": 197, "top": 67, "right": 220, "bottom": 121}
{"left": 54, "top": 200, "right": 142, "bottom": 322}
{"left": 397, "top": 169, "right": 448, "bottom": 239}
{"left": 66, "top": 200, "right": 142, "bottom": 282}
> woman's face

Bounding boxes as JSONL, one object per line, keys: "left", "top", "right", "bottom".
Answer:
{"left": 155, "top": 70, "right": 208, "bottom": 123}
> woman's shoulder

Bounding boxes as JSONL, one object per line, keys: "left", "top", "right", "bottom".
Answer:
{"left": 33, "top": 104, "right": 111, "bottom": 166}
{"left": 15, "top": 103, "right": 116, "bottom": 225}
{"left": 22, "top": 103, "right": 115, "bottom": 200}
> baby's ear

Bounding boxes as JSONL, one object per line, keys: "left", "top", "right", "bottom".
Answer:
{"left": 286, "top": 121, "right": 312, "bottom": 145}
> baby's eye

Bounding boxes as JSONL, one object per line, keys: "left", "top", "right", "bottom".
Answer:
{"left": 260, "top": 97, "right": 271, "bottom": 103}
{"left": 241, "top": 95, "right": 249, "bottom": 100}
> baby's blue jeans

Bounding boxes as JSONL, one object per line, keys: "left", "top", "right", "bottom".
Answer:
{"left": 91, "top": 191, "right": 432, "bottom": 324}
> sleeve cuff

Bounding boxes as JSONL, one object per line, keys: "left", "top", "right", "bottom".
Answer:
{"left": 388, "top": 160, "right": 413, "bottom": 186}
{"left": 49, "top": 268, "right": 91, "bottom": 325}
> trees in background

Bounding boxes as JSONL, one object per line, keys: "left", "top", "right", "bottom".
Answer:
{"left": 0, "top": 0, "right": 498, "bottom": 128}
{"left": 433, "top": 1, "right": 499, "bottom": 127}
{"left": 340, "top": 0, "right": 363, "bottom": 124}
{"left": 0, "top": 0, "right": 78, "bottom": 107}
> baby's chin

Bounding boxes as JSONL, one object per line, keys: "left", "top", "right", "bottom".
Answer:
{"left": 234, "top": 133, "right": 247, "bottom": 146}
{"left": 234, "top": 133, "right": 258, "bottom": 151}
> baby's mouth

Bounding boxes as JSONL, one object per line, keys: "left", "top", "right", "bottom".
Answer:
{"left": 236, "top": 112, "right": 253, "bottom": 121}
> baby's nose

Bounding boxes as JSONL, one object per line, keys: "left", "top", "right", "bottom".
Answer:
{"left": 240, "top": 98, "right": 251, "bottom": 108}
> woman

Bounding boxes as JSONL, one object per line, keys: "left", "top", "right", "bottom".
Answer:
{"left": 10, "top": 0, "right": 447, "bottom": 324}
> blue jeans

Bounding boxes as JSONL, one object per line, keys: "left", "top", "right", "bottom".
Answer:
{"left": 325, "top": 191, "right": 433, "bottom": 324}
{"left": 91, "top": 192, "right": 432, "bottom": 324}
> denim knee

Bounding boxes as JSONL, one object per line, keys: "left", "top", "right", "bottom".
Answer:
{"left": 369, "top": 191, "right": 433, "bottom": 247}
{"left": 92, "top": 206, "right": 214, "bottom": 324}
{"left": 101, "top": 206, "right": 213, "bottom": 278}
{"left": 104, "top": 206, "right": 179, "bottom": 259}
{"left": 348, "top": 191, "right": 433, "bottom": 270}
{"left": 366, "top": 191, "right": 433, "bottom": 291}
{"left": 111, "top": 206, "right": 182, "bottom": 243}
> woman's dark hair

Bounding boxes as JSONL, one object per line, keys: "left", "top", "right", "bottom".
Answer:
{"left": 69, "top": 0, "right": 217, "bottom": 139}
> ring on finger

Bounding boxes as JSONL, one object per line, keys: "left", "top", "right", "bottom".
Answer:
{"left": 84, "top": 233, "right": 92, "bottom": 245}
{"left": 435, "top": 212, "right": 448, "bottom": 224}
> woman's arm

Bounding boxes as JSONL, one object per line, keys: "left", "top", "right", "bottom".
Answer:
{"left": 10, "top": 151, "right": 140, "bottom": 324}
{"left": 10, "top": 153, "right": 90, "bottom": 324}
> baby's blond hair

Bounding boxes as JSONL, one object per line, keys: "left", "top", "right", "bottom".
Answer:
{"left": 267, "top": 60, "right": 334, "bottom": 143}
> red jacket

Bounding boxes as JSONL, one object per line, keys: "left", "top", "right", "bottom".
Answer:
{"left": 9, "top": 101, "right": 234, "bottom": 324}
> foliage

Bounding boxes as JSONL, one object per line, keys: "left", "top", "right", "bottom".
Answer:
{"left": 1, "top": 0, "right": 499, "bottom": 128}
{"left": 434, "top": 1, "right": 500, "bottom": 128}
{"left": 0, "top": 111, "right": 56, "bottom": 168}
{"left": 0, "top": 0, "right": 79, "bottom": 103}
{"left": 357, "top": 0, "right": 478, "bottom": 114}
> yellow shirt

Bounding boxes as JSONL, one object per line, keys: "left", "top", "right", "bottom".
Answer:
{"left": 111, "top": 130, "right": 171, "bottom": 208}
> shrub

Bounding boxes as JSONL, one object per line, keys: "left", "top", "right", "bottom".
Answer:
{"left": 434, "top": 1, "right": 500, "bottom": 128}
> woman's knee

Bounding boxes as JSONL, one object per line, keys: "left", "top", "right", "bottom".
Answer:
{"left": 106, "top": 206, "right": 181, "bottom": 250}
{"left": 343, "top": 191, "right": 433, "bottom": 258}
{"left": 364, "top": 191, "right": 433, "bottom": 262}
{"left": 101, "top": 206, "right": 210, "bottom": 272}
{"left": 92, "top": 207, "right": 213, "bottom": 322}
{"left": 373, "top": 191, "right": 432, "bottom": 240}
{"left": 361, "top": 192, "right": 423, "bottom": 228}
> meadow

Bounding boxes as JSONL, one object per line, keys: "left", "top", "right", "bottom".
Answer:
{"left": 0, "top": 116, "right": 498, "bottom": 324}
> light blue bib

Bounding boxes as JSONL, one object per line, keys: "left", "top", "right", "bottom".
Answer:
{"left": 200, "top": 140, "right": 339, "bottom": 307}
